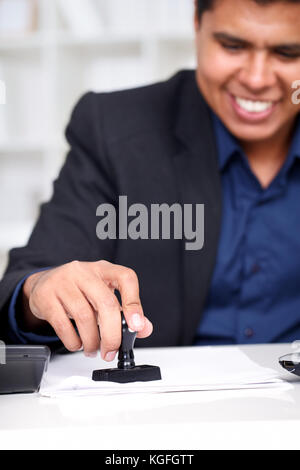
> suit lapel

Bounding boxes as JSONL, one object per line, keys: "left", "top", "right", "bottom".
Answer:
{"left": 173, "top": 72, "right": 222, "bottom": 345}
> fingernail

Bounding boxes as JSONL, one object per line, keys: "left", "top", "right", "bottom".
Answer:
{"left": 131, "top": 313, "right": 144, "bottom": 331}
{"left": 105, "top": 351, "right": 117, "bottom": 362}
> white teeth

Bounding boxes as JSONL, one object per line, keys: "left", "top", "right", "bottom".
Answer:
{"left": 235, "top": 96, "right": 273, "bottom": 113}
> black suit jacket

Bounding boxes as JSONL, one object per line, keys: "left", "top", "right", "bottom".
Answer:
{"left": 0, "top": 70, "right": 222, "bottom": 347}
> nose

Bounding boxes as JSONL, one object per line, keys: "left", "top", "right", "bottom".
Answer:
{"left": 238, "top": 52, "right": 277, "bottom": 92}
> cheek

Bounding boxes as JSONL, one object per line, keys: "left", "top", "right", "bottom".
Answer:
{"left": 284, "top": 94, "right": 300, "bottom": 122}
{"left": 197, "top": 47, "right": 239, "bottom": 89}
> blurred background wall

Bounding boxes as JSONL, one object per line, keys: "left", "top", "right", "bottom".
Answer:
{"left": 0, "top": 0, "right": 196, "bottom": 276}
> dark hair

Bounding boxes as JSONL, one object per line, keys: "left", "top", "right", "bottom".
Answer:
{"left": 197, "top": 0, "right": 300, "bottom": 21}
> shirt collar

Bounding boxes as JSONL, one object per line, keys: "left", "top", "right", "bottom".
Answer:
{"left": 210, "top": 110, "right": 242, "bottom": 171}
{"left": 210, "top": 108, "right": 300, "bottom": 172}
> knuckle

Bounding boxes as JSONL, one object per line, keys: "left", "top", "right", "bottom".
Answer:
{"left": 120, "top": 267, "right": 138, "bottom": 283}
{"left": 66, "top": 260, "right": 81, "bottom": 273}
{"left": 124, "top": 301, "right": 142, "bottom": 309}
{"left": 52, "top": 317, "right": 68, "bottom": 336}
{"left": 65, "top": 300, "right": 93, "bottom": 324}
{"left": 100, "top": 295, "right": 119, "bottom": 311}
{"left": 97, "top": 259, "right": 110, "bottom": 269}
{"left": 102, "top": 335, "right": 120, "bottom": 352}
{"left": 76, "top": 309, "right": 93, "bottom": 324}
{"left": 69, "top": 297, "right": 88, "bottom": 314}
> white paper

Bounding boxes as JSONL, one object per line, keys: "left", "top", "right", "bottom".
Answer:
{"left": 40, "top": 346, "right": 285, "bottom": 398}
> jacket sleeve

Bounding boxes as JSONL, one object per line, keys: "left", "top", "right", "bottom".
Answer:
{"left": 0, "top": 91, "right": 117, "bottom": 344}
{"left": 7, "top": 269, "right": 60, "bottom": 344}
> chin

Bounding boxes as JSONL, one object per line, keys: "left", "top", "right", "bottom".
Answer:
{"left": 224, "top": 121, "right": 280, "bottom": 142}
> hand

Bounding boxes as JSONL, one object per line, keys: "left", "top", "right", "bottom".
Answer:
{"left": 22, "top": 260, "right": 153, "bottom": 361}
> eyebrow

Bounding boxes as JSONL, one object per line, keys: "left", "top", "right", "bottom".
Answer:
{"left": 213, "top": 32, "right": 300, "bottom": 54}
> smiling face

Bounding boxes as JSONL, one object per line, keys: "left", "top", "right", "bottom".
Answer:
{"left": 195, "top": 0, "right": 300, "bottom": 145}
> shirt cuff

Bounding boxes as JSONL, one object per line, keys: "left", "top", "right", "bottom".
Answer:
{"left": 8, "top": 269, "right": 60, "bottom": 344}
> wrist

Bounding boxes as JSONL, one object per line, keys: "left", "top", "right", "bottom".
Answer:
{"left": 21, "top": 271, "right": 49, "bottom": 332}
{"left": 23, "top": 271, "right": 45, "bottom": 302}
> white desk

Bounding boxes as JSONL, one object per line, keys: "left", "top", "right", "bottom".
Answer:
{"left": 0, "top": 343, "right": 300, "bottom": 450}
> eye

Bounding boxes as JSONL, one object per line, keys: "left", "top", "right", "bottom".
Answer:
{"left": 275, "top": 50, "right": 300, "bottom": 60}
{"left": 221, "top": 43, "right": 244, "bottom": 52}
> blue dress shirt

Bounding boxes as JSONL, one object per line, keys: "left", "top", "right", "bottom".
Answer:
{"left": 8, "top": 110, "right": 300, "bottom": 346}
{"left": 195, "top": 111, "right": 300, "bottom": 345}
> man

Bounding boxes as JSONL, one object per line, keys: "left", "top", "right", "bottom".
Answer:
{"left": 1, "top": 0, "right": 300, "bottom": 361}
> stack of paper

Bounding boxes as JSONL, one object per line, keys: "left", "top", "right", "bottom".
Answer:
{"left": 40, "top": 346, "right": 284, "bottom": 398}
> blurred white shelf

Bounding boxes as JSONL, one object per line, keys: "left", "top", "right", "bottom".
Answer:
{"left": 0, "top": 31, "right": 50, "bottom": 51}
{"left": 0, "top": 30, "right": 194, "bottom": 52}
{"left": 56, "top": 31, "right": 194, "bottom": 46}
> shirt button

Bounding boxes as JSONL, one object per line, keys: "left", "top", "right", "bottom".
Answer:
{"left": 244, "top": 328, "right": 254, "bottom": 338}
{"left": 251, "top": 263, "right": 261, "bottom": 274}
